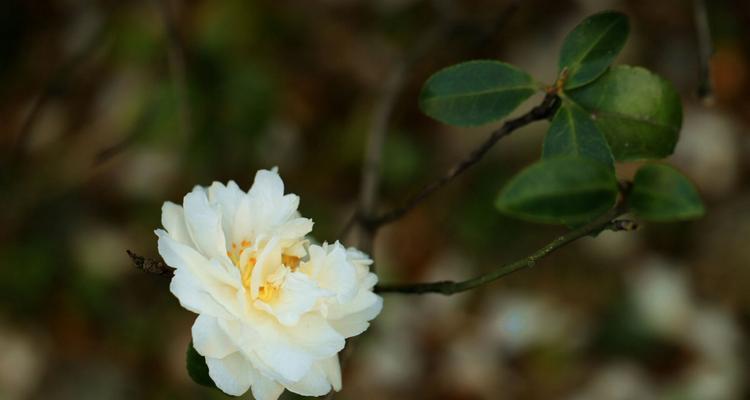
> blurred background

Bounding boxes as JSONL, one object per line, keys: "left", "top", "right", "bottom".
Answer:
{"left": 1, "top": 0, "right": 749, "bottom": 399}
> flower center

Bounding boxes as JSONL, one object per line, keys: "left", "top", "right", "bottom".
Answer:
{"left": 258, "top": 285, "right": 279, "bottom": 302}
{"left": 227, "top": 240, "right": 256, "bottom": 288}
{"left": 226, "top": 241, "right": 302, "bottom": 302}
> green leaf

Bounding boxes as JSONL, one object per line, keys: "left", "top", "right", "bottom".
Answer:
{"left": 566, "top": 66, "right": 683, "bottom": 161}
{"left": 559, "top": 11, "right": 629, "bottom": 89}
{"left": 542, "top": 102, "right": 614, "bottom": 169}
{"left": 419, "top": 60, "right": 536, "bottom": 127}
{"left": 496, "top": 157, "right": 619, "bottom": 224}
{"left": 186, "top": 342, "right": 217, "bottom": 389}
{"left": 631, "top": 163, "right": 705, "bottom": 221}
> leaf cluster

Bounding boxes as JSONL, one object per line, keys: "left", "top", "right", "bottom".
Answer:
{"left": 419, "top": 11, "right": 703, "bottom": 224}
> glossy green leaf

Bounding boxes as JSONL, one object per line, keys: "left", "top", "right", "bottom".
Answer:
{"left": 566, "top": 66, "right": 683, "bottom": 161}
{"left": 559, "top": 11, "right": 629, "bottom": 89}
{"left": 186, "top": 342, "right": 217, "bottom": 389}
{"left": 496, "top": 157, "right": 619, "bottom": 224}
{"left": 419, "top": 60, "right": 536, "bottom": 127}
{"left": 542, "top": 102, "right": 614, "bottom": 169}
{"left": 631, "top": 163, "right": 705, "bottom": 221}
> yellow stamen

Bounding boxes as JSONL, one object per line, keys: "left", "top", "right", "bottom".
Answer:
{"left": 227, "top": 250, "right": 240, "bottom": 267}
{"left": 282, "top": 254, "right": 300, "bottom": 270}
{"left": 227, "top": 242, "right": 300, "bottom": 302}
{"left": 240, "top": 257, "right": 256, "bottom": 288}
{"left": 258, "top": 284, "right": 279, "bottom": 302}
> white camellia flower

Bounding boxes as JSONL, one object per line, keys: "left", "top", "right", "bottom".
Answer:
{"left": 156, "top": 169, "right": 382, "bottom": 399}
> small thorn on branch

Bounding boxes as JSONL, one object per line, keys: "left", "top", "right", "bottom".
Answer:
{"left": 127, "top": 250, "right": 174, "bottom": 277}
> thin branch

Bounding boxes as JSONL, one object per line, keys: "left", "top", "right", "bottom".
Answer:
{"left": 375, "top": 200, "right": 628, "bottom": 295}
{"left": 94, "top": 0, "right": 192, "bottom": 165}
{"left": 331, "top": 6, "right": 508, "bottom": 399}
{"left": 692, "top": 0, "right": 714, "bottom": 103}
{"left": 338, "top": 210, "right": 360, "bottom": 241}
{"left": 367, "top": 93, "right": 559, "bottom": 229}
{"left": 343, "top": 4, "right": 523, "bottom": 240}
{"left": 347, "top": 17, "right": 453, "bottom": 250}
{"left": 357, "top": 22, "right": 445, "bottom": 213}
{"left": 10, "top": 22, "right": 108, "bottom": 167}
{"left": 356, "top": 60, "right": 405, "bottom": 222}
{"left": 347, "top": 68, "right": 401, "bottom": 254}
{"left": 156, "top": 0, "right": 192, "bottom": 140}
{"left": 93, "top": 134, "right": 136, "bottom": 165}
{"left": 127, "top": 250, "right": 174, "bottom": 277}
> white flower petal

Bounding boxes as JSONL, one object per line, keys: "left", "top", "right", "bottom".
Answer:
{"left": 169, "top": 268, "right": 232, "bottom": 319}
{"left": 250, "top": 237, "right": 281, "bottom": 298}
{"left": 280, "top": 314, "right": 346, "bottom": 359}
{"left": 192, "top": 314, "right": 237, "bottom": 359}
{"left": 361, "top": 272, "right": 378, "bottom": 290}
{"left": 250, "top": 169, "right": 285, "bottom": 199}
{"left": 207, "top": 180, "right": 244, "bottom": 244}
{"left": 320, "top": 355, "right": 342, "bottom": 392}
{"left": 250, "top": 374, "right": 285, "bottom": 400}
{"left": 157, "top": 229, "right": 238, "bottom": 289}
{"left": 326, "top": 281, "right": 381, "bottom": 320}
{"left": 246, "top": 169, "right": 312, "bottom": 239}
{"left": 241, "top": 347, "right": 285, "bottom": 382}
{"left": 254, "top": 335, "right": 315, "bottom": 382}
{"left": 247, "top": 172, "right": 285, "bottom": 232}
{"left": 217, "top": 318, "right": 260, "bottom": 350}
{"left": 316, "top": 243, "right": 359, "bottom": 303}
{"left": 284, "top": 363, "right": 332, "bottom": 397}
{"left": 161, "top": 202, "right": 192, "bottom": 246}
{"left": 275, "top": 217, "right": 314, "bottom": 241}
{"left": 284, "top": 238, "right": 309, "bottom": 258}
{"left": 345, "top": 247, "right": 374, "bottom": 282}
{"left": 299, "top": 245, "right": 324, "bottom": 276}
{"left": 254, "top": 271, "right": 329, "bottom": 326}
{"left": 206, "top": 352, "right": 255, "bottom": 396}
{"left": 183, "top": 188, "right": 228, "bottom": 260}
{"left": 230, "top": 191, "right": 253, "bottom": 244}
{"left": 157, "top": 229, "right": 204, "bottom": 272}
{"left": 272, "top": 193, "right": 300, "bottom": 224}
{"left": 346, "top": 247, "right": 373, "bottom": 267}
{"left": 159, "top": 230, "right": 242, "bottom": 320}
{"left": 329, "top": 294, "right": 383, "bottom": 338}
{"left": 252, "top": 315, "right": 344, "bottom": 382}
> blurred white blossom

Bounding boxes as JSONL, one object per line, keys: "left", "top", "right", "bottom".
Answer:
{"left": 0, "top": 324, "right": 46, "bottom": 400}
{"left": 484, "top": 293, "right": 586, "bottom": 354}
{"left": 569, "top": 363, "right": 658, "bottom": 400}
{"left": 673, "top": 107, "right": 740, "bottom": 198}
{"left": 629, "top": 259, "right": 693, "bottom": 336}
